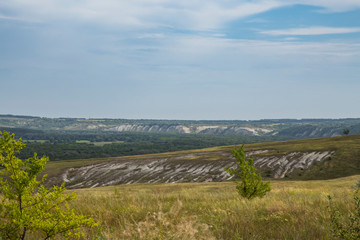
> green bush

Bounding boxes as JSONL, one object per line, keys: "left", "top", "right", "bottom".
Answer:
{"left": 328, "top": 190, "right": 360, "bottom": 240}
{"left": 0, "top": 131, "right": 98, "bottom": 240}
{"left": 224, "top": 145, "right": 271, "bottom": 200}
{"left": 356, "top": 179, "right": 360, "bottom": 189}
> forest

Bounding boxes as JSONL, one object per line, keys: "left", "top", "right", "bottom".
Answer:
{"left": 3, "top": 127, "right": 284, "bottom": 160}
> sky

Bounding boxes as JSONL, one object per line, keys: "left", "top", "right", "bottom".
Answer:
{"left": 0, "top": 0, "right": 359, "bottom": 120}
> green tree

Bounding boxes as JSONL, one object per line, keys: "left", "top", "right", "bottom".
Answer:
{"left": 0, "top": 131, "right": 97, "bottom": 240}
{"left": 343, "top": 129, "right": 350, "bottom": 135}
{"left": 225, "top": 145, "right": 271, "bottom": 200}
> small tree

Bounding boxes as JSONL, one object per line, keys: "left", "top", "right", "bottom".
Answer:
{"left": 343, "top": 129, "right": 350, "bottom": 135}
{"left": 225, "top": 145, "right": 271, "bottom": 200}
{"left": 0, "top": 131, "right": 97, "bottom": 240}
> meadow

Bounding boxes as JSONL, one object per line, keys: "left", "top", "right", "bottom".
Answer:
{"left": 3, "top": 131, "right": 360, "bottom": 239}
{"left": 67, "top": 175, "right": 359, "bottom": 240}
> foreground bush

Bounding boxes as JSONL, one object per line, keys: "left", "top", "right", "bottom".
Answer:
{"left": 0, "top": 131, "right": 97, "bottom": 240}
{"left": 328, "top": 190, "right": 360, "bottom": 240}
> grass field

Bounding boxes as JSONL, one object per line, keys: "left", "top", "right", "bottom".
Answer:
{"left": 36, "top": 135, "right": 360, "bottom": 238}
{"left": 65, "top": 175, "right": 360, "bottom": 240}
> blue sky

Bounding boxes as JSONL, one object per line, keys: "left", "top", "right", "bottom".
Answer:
{"left": 0, "top": 0, "right": 359, "bottom": 120}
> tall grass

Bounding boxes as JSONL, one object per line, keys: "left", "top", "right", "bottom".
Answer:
{"left": 65, "top": 175, "right": 360, "bottom": 239}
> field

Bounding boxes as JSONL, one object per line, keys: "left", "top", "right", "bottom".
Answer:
{"left": 2, "top": 132, "right": 360, "bottom": 239}
{"left": 13, "top": 134, "right": 360, "bottom": 239}
{"left": 66, "top": 175, "right": 359, "bottom": 240}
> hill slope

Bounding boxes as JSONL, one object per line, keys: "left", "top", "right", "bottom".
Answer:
{"left": 44, "top": 135, "right": 360, "bottom": 188}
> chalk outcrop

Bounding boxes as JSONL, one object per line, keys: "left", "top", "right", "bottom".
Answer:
{"left": 59, "top": 150, "right": 334, "bottom": 189}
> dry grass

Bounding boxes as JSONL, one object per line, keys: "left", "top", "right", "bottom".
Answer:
{"left": 65, "top": 175, "right": 360, "bottom": 240}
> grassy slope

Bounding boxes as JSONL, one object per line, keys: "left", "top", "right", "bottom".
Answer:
{"left": 44, "top": 135, "right": 360, "bottom": 181}
{"left": 243, "top": 134, "right": 360, "bottom": 179}
{"left": 68, "top": 175, "right": 360, "bottom": 239}
{"left": 32, "top": 136, "right": 360, "bottom": 239}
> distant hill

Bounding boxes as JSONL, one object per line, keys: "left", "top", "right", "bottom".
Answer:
{"left": 45, "top": 135, "right": 360, "bottom": 188}
{"left": 1, "top": 114, "right": 360, "bottom": 138}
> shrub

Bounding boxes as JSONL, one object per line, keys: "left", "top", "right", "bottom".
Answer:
{"left": 0, "top": 131, "right": 98, "bottom": 240}
{"left": 224, "top": 145, "right": 271, "bottom": 200}
{"left": 328, "top": 190, "right": 360, "bottom": 240}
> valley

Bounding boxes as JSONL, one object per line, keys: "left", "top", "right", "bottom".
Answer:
{"left": 1, "top": 120, "right": 360, "bottom": 239}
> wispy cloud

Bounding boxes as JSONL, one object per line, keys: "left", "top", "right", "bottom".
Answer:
{"left": 299, "top": 0, "right": 360, "bottom": 12}
{"left": 260, "top": 26, "right": 360, "bottom": 36}
{"left": 137, "top": 33, "right": 165, "bottom": 39}
{"left": 283, "top": 37, "right": 299, "bottom": 41}
{"left": 117, "top": 35, "right": 360, "bottom": 72}
{"left": 0, "top": 1, "right": 360, "bottom": 32}
{"left": 0, "top": 0, "right": 284, "bottom": 30}
{"left": 0, "top": 13, "right": 28, "bottom": 21}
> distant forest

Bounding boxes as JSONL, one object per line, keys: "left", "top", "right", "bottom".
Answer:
{"left": 0, "top": 127, "right": 286, "bottom": 161}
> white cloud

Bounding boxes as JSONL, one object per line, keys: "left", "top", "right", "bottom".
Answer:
{"left": 0, "top": 0, "right": 359, "bottom": 32}
{"left": 4, "top": 0, "right": 360, "bottom": 31}
{"left": 284, "top": 37, "right": 299, "bottom": 41}
{"left": 297, "top": 0, "right": 360, "bottom": 12}
{"left": 187, "top": 1, "right": 284, "bottom": 30}
{"left": 126, "top": 35, "right": 360, "bottom": 73}
{"left": 212, "top": 33, "right": 226, "bottom": 37}
{"left": 0, "top": 13, "right": 29, "bottom": 21}
{"left": 137, "top": 33, "right": 165, "bottom": 39}
{"left": 260, "top": 26, "right": 360, "bottom": 36}
{"left": 0, "top": 0, "right": 285, "bottom": 30}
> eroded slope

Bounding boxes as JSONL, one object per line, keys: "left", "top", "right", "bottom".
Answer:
{"left": 55, "top": 150, "right": 333, "bottom": 188}
{"left": 45, "top": 135, "right": 360, "bottom": 188}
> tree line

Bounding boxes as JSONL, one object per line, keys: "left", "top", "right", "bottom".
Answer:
{"left": 0, "top": 128, "right": 285, "bottom": 161}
